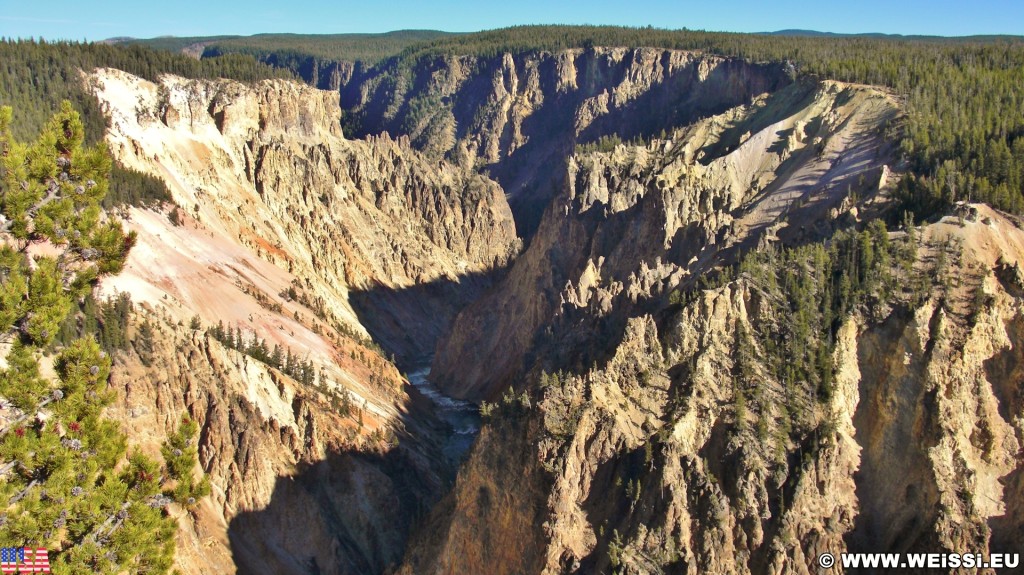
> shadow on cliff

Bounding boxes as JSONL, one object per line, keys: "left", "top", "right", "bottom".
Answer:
{"left": 984, "top": 312, "right": 1024, "bottom": 554}
{"left": 347, "top": 267, "right": 507, "bottom": 370}
{"left": 227, "top": 378, "right": 458, "bottom": 575}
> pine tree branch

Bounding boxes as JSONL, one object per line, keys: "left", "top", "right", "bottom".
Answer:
{"left": 0, "top": 396, "right": 53, "bottom": 436}
{"left": 9, "top": 478, "right": 38, "bottom": 503}
{"left": 0, "top": 184, "right": 61, "bottom": 235}
{"left": 85, "top": 502, "right": 131, "bottom": 544}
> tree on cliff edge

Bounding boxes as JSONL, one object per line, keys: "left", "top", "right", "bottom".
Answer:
{"left": 0, "top": 102, "right": 181, "bottom": 575}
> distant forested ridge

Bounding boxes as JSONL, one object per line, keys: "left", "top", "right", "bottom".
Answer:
{"left": 197, "top": 30, "right": 454, "bottom": 66}
{"left": 126, "top": 31, "right": 454, "bottom": 90}
{"left": 6, "top": 25, "right": 1024, "bottom": 219}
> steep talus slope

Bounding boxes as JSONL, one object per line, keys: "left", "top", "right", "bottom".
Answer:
{"left": 405, "top": 204, "right": 1024, "bottom": 575}
{"left": 433, "top": 78, "right": 899, "bottom": 400}
{"left": 88, "top": 68, "right": 517, "bottom": 363}
{"left": 343, "top": 48, "right": 790, "bottom": 235}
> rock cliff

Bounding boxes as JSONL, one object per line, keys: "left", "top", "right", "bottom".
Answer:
{"left": 87, "top": 68, "right": 518, "bottom": 364}
{"left": 404, "top": 59, "right": 1023, "bottom": 572}
{"left": 105, "top": 308, "right": 445, "bottom": 575}
{"left": 82, "top": 69, "right": 516, "bottom": 573}
{"left": 74, "top": 46, "right": 1024, "bottom": 575}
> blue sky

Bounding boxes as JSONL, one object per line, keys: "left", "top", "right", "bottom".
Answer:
{"left": 1, "top": 0, "right": 1021, "bottom": 41}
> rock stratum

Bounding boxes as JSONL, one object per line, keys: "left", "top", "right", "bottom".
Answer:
{"left": 72, "top": 46, "right": 1024, "bottom": 575}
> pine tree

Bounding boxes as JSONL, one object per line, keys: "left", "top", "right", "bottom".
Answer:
{"left": 136, "top": 320, "right": 155, "bottom": 366}
{"left": 0, "top": 342, "right": 48, "bottom": 410}
{"left": 161, "top": 416, "right": 211, "bottom": 506}
{"left": 270, "top": 344, "right": 283, "bottom": 369}
{"left": 212, "top": 320, "right": 225, "bottom": 341}
{"left": 0, "top": 103, "right": 192, "bottom": 573}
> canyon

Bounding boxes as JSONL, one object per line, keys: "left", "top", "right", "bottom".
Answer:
{"left": 76, "top": 45, "right": 1023, "bottom": 574}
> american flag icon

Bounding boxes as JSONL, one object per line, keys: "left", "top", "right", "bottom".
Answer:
{"left": 0, "top": 547, "right": 50, "bottom": 573}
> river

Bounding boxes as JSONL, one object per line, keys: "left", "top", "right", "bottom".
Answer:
{"left": 406, "top": 366, "right": 480, "bottom": 463}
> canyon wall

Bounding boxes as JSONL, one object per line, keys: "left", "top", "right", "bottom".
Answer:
{"left": 433, "top": 78, "right": 900, "bottom": 401}
{"left": 88, "top": 68, "right": 518, "bottom": 365}
{"left": 106, "top": 311, "right": 443, "bottom": 575}
{"left": 396, "top": 61, "right": 1022, "bottom": 573}
{"left": 407, "top": 201, "right": 1024, "bottom": 575}
{"left": 341, "top": 48, "right": 791, "bottom": 236}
